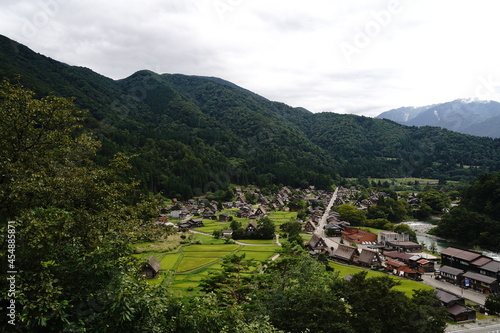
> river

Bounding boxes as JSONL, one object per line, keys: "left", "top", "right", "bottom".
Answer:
{"left": 403, "top": 221, "right": 500, "bottom": 261}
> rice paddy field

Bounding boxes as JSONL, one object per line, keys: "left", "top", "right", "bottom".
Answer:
{"left": 136, "top": 233, "right": 279, "bottom": 293}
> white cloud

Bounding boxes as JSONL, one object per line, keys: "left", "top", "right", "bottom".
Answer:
{"left": 1, "top": 0, "right": 500, "bottom": 116}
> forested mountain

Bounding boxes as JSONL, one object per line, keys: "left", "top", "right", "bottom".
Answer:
{"left": 434, "top": 171, "right": 500, "bottom": 252}
{"left": 377, "top": 99, "right": 500, "bottom": 138}
{"left": 1, "top": 34, "right": 500, "bottom": 198}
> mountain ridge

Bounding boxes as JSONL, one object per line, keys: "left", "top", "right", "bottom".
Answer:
{"left": 1, "top": 34, "right": 500, "bottom": 197}
{"left": 377, "top": 99, "right": 500, "bottom": 138}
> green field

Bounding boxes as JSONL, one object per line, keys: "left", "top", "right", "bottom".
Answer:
{"left": 192, "top": 219, "right": 231, "bottom": 234}
{"left": 137, "top": 235, "right": 280, "bottom": 292}
{"left": 236, "top": 239, "right": 276, "bottom": 245}
{"left": 361, "top": 227, "right": 385, "bottom": 235}
{"left": 182, "top": 244, "right": 240, "bottom": 252}
{"left": 159, "top": 253, "right": 183, "bottom": 270}
{"left": 268, "top": 211, "right": 298, "bottom": 226}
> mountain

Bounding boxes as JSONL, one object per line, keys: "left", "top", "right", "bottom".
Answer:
{"left": 1, "top": 34, "right": 500, "bottom": 198}
{"left": 377, "top": 99, "right": 500, "bottom": 138}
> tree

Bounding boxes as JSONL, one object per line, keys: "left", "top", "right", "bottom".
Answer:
{"left": 257, "top": 217, "right": 276, "bottom": 240}
{"left": 394, "top": 223, "right": 418, "bottom": 243}
{"left": 335, "top": 204, "right": 367, "bottom": 226}
{"left": 256, "top": 252, "right": 351, "bottom": 333}
{"left": 429, "top": 241, "right": 437, "bottom": 254}
{"left": 485, "top": 294, "right": 500, "bottom": 315}
{"left": 199, "top": 253, "right": 255, "bottom": 306}
{"left": 0, "top": 79, "right": 163, "bottom": 332}
{"left": 287, "top": 198, "right": 307, "bottom": 212}
{"left": 418, "top": 190, "right": 451, "bottom": 213}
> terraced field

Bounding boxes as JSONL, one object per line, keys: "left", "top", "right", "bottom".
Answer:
{"left": 134, "top": 233, "right": 280, "bottom": 293}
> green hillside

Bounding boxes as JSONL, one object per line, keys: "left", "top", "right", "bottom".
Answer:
{"left": 1, "top": 34, "right": 499, "bottom": 198}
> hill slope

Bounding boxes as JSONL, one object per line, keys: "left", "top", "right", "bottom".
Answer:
{"left": 1, "top": 34, "right": 500, "bottom": 197}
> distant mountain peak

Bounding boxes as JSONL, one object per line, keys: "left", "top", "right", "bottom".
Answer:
{"left": 376, "top": 99, "right": 500, "bottom": 138}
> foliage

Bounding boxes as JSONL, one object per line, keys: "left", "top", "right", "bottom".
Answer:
{"left": 0, "top": 79, "right": 165, "bottom": 332}
{"left": 434, "top": 172, "right": 500, "bottom": 251}
{"left": 231, "top": 217, "right": 276, "bottom": 240}
{"left": 485, "top": 294, "right": 500, "bottom": 315}
{"left": 199, "top": 253, "right": 256, "bottom": 306}
{"left": 367, "top": 198, "right": 408, "bottom": 222}
{"left": 418, "top": 190, "right": 451, "bottom": 213}
{"left": 335, "top": 204, "right": 367, "bottom": 226}
{"left": 394, "top": 223, "right": 418, "bottom": 243}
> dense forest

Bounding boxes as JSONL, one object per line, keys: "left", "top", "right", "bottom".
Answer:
{"left": 1, "top": 34, "right": 500, "bottom": 199}
{"left": 433, "top": 171, "right": 500, "bottom": 252}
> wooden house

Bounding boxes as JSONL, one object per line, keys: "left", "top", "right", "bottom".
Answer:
{"left": 440, "top": 247, "right": 483, "bottom": 271}
{"left": 308, "top": 234, "right": 329, "bottom": 253}
{"left": 303, "top": 220, "right": 316, "bottom": 233}
{"left": 218, "top": 213, "right": 229, "bottom": 222}
{"left": 142, "top": 256, "right": 161, "bottom": 279}
{"left": 332, "top": 244, "right": 359, "bottom": 263}
{"left": 245, "top": 220, "right": 258, "bottom": 235}
{"left": 435, "top": 288, "right": 476, "bottom": 322}
{"left": 254, "top": 206, "right": 267, "bottom": 218}
{"left": 462, "top": 271, "right": 499, "bottom": 295}
{"left": 357, "top": 249, "right": 382, "bottom": 268}
{"left": 438, "top": 265, "right": 464, "bottom": 285}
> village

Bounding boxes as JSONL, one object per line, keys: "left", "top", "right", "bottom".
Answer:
{"left": 150, "top": 185, "right": 500, "bottom": 324}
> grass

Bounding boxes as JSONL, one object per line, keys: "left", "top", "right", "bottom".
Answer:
{"left": 268, "top": 211, "right": 298, "bottom": 226}
{"left": 192, "top": 219, "right": 231, "bottom": 234}
{"left": 182, "top": 244, "right": 240, "bottom": 252}
{"left": 159, "top": 253, "right": 183, "bottom": 270}
{"left": 184, "top": 251, "right": 235, "bottom": 258}
{"left": 132, "top": 234, "right": 185, "bottom": 253}
{"left": 236, "top": 239, "right": 276, "bottom": 245}
{"left": 191, "top": 233, "right": 227, "bottom": 245}
{"left": 361, "top": 227, "right": 385, "bottom": 235}
{"left": 238, "top": 251, "right": 276, "bottom": 262}
{"left": 240, "top": 245, "right": 279, "bottom": 252}
{"left": 476, "top": 312, "right": 500, "bottom": 320}
{"left": 176, "top": 257, "right": 221, "bottom": 273}
{"left": 328, "top": 262, "right": 434, "bottom": 297}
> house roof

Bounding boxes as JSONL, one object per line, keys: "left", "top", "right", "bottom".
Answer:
{"left": 463, "top": 271, "right": 498, "bottom": 284}
{"left": 332, "top": 244, "right": 358, "bottom": 260}
{"left": 471, "top": 256, "right": 492, "bottom": 267}
{"left": 358, "top": 249, "right": 379, "bottom": 265}
{"left": 146, "top": 256, "right": 161, "bottom": 273}
{"left": 385, "top": 259, "right": 408, "bottom": 268}
{"left": 245, "top": 220, "right": 258, "bottom": 229}
{"left": 309, "top": 234, "right": 328, "bottom": 249}
{"left": 417, "top": 259, "right": 431, "bottom": 265}
{"left": 447, "top": 303, "right": 473, "bottom": 316}
{"left": 385, "top": 251, "right": 413, "bottom": 261}
{"left": 440, "top": 247, "right": 482, "bottom": 262}
{"left": 479, "top": 260, "right": 500, "bottom": 273}
{"left": 386, "top": 241, "right": 422, "bottom": 248}
{"left": 435, "top": 288, "right": 461, "bottom": 304}
{"left": 439, "top": 265, "right": 464, "bottom": 276}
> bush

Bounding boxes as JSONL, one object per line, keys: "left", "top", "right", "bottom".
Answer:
{"left": 485, "top": 294, "right": 500, "bottom": 314}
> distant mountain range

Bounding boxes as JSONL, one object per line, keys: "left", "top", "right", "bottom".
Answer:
{"left": 1, "top": 34, "right": 500, "bottom": 197}
{"left": 376, "top": 99, "right": 500, "bottom": 138}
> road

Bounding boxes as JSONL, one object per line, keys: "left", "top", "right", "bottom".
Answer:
{"left": 446, "top": 323, "right": 500, "bottom": 333}
{"left": 316, "top": 187, "right": 338, "bottom": 238}
{"left": 420, "top": 273, "right": 487, "bottom": 305}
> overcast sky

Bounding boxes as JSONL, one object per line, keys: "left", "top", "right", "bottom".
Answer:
{"left": 1, "top": 0, "right": 500, "bottom": 116}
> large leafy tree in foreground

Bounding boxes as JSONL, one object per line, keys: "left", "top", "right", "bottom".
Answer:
{"left": 0, "top": 78, "right": 165, "bottom": 332}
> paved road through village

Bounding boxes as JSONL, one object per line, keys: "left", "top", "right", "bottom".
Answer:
{"left": 316, "top": 187, "right": 338, "bottom": 238}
